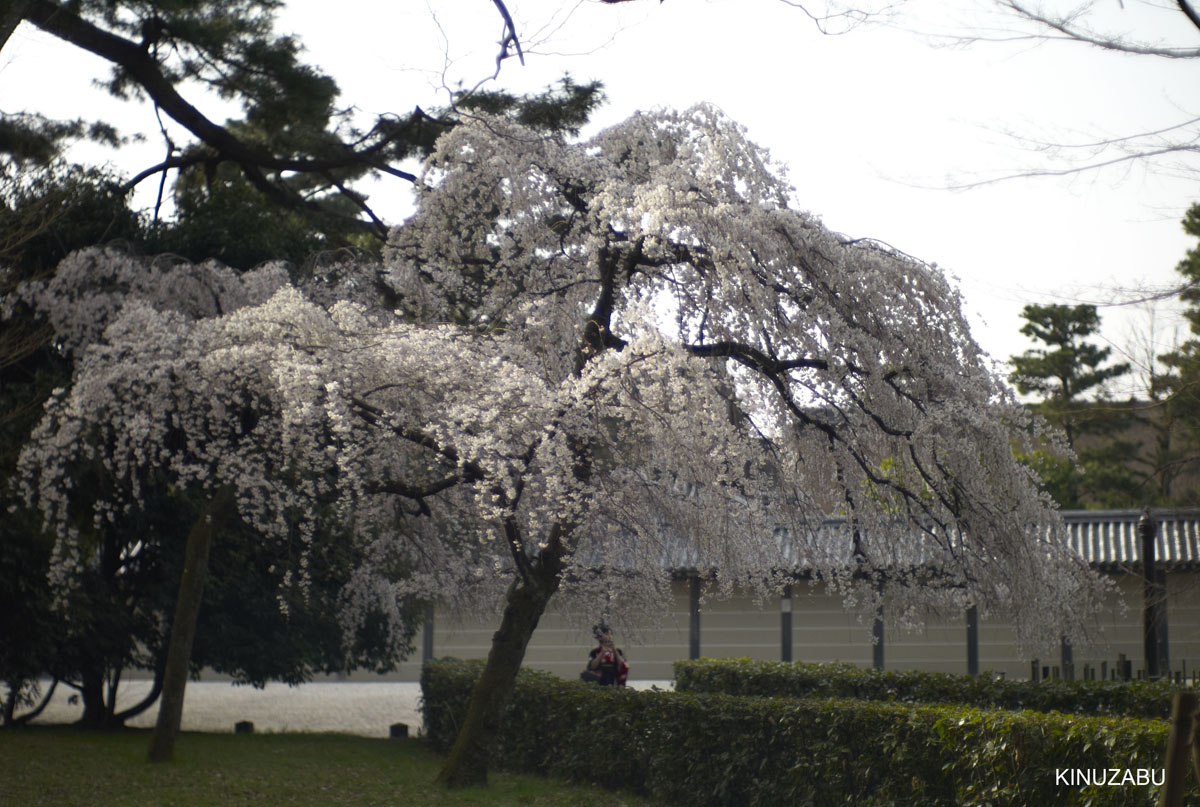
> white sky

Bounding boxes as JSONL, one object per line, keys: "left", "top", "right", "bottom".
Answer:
{"left": 3, "top": 0, "right": 1198, "bottom": 393}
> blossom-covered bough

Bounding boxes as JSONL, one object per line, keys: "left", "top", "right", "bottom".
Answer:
{"left": 18, "top": 105, "right": 1107, "bottom": 784}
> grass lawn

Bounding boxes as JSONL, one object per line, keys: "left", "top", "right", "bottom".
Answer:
{"left": 0, "top": 727, "right": 660, "bottom": 807}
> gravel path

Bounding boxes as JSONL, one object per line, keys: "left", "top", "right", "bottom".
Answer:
{"left": 30, "top": 681, "right": 424, "bottom": 738}
{"left": 27, "top": 678, "right": 671, "bottom": 737}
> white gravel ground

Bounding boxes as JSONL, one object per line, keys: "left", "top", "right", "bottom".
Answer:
{"left": 26, "top": 678, "right": 672, "bottom": 737}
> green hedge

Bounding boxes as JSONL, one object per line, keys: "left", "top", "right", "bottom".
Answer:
{"left": 422, "top": 658, "right": 1191, "bottom": 807}
{"left": 674, "top": 658, "right": 1191, "bottom": 719}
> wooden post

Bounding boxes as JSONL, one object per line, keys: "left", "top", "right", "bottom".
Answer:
{"left": 1158, "top": 691, "right": 1197, "bottom": 807}
{"left": 689, "top": 575, "right": 701, "bottom": 660}
{"left": 966, "top": 605, "right": 979, "bottom": 676}
{"left": 1061, "top": 637, "right": 1074, "bottom": 682}
{"left": 1157, "top": 568, "right": 1171, "bottom": 675}
{"left": 780, "top": 584, "right": 793, "bottom": 663}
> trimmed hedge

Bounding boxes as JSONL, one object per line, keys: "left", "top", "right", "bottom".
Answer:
{"left": 422, "top": 658, "right": 1192, "bottom": 807}
{"left": 675, "top": 658, "right": 1192, "bottom": 720}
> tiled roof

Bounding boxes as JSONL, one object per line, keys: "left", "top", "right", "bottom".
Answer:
{"left": 578, "top": 509, "right": 1200, "bottom": 574}
{"left": 1061, "top": 509, "right": 1200, "bottom": 571}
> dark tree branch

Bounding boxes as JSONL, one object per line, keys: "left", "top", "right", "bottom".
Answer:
{"left": 325, "top": 175, "right": 390, "bottom": 242}
{"left": 503, "top": 518, "right": 536, "bottom": 584}
{"left": 24, "top": 1, "right": 417, "bottom": 177}
{"left": 120, "top": 154, "right": 207, "bottom": 192}
{"left": 577, "top": 243, "right": 622, "bottom": 370}
{"left": 0, "top": 0, "right": 31, "bottom": 54}
{"left": 1180, "top": 0, "right": 1200, "bottom": 34}
{"left": 350, "top": 396, "right": 470, "bottom": 468}
{"left": 7, "top": 678, "right": 58, "bottom": 726}
{"left": 369, "top": 472, "right": 479, "bottom": 505}
{"left": 113, "top": 667, "right": 163, "bottom": 722}
{"left": 21, "top": 0, "right": 417, "bottom": 236}
{"left": 490, "top": 0, "right": 525, "bottom": 78}
{"left": 684, "top": 340, "right": 828, "bottom": 375}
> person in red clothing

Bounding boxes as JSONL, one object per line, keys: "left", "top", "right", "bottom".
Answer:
{"left": 584, "top": 623, "right": 629, "bottom": 686}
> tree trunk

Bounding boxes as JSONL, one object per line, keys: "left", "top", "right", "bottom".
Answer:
{"left": 78, "top": 669, "right": 109, "bottom": 729}
{"left": 2, "top": 683, "right": 16, "bottom": 726}
{"left": 434, "top": 544, "right": 565, "bottom": 788}
{"left": 147, "top": 487, "right": 234, "bottom": 763}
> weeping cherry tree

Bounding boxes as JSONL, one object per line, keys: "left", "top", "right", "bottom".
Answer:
{"left": 18, "top": 106, "right": 1107, "bottom": 784}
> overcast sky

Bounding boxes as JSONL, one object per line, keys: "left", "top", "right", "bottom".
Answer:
{"left": 3, "top": 0, "right": 1198, "bottom": 393}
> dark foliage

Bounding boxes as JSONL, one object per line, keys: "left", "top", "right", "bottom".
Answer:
{"left": 422, "top": 657, "right": 1186, "bottom": 807}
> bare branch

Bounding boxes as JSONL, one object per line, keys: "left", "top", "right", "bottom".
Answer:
{"left": 941, "top": 143, "right": 1200, "bottom": 191}
{"left": 991, "top": 0, "right": 1200, "bottom": 58}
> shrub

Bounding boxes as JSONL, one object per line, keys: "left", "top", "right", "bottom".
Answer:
{"left": 674, "top": 658, "right": 1189, "bottom": 719}
{"left": 422, "top": 658, "right": 1191, "bottom": 807}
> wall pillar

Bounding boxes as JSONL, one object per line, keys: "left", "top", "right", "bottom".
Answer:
{"left": 966, "top": 605, "right": 979, "bottom": 676}
{"left": 1141, "top": 511, "right": 1164, "bottom": 679}
{"left": 689, "top": 575, "right": 701, "bottom": 660}
{"left": 781, "top": 584, "right": 793, "bottom": 663}
{"left": 872, "top": 606, "right": 884, "bottom": 670}
{"left": 422, "top": 610, "right": 435, "bottom": 664}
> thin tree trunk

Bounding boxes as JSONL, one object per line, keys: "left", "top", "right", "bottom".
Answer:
{"left": 2, "top": 683, "right": 16, "bottom": 726}
{"left": 434, "top": 541, "right": 565, "bottom": 788}
{"left": 106, "top": 665, "right": 122, "bottom": 725}
{"left": 78, "top": 669, "right": 107, "bottom": 728}
{"left": 147, "top": 487, "right": 234, "bottom": 763}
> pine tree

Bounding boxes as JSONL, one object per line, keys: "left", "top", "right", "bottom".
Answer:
{"left": 1009, "top": 303, "right": 1132, "bottom": 507}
